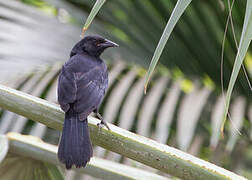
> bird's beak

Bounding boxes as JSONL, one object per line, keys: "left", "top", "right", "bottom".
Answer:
{"left": 101, "top": 39, "right": 119, "bottom": 48}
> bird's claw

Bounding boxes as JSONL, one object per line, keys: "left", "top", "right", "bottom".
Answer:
{"left": 95, "top": 111, "right": 110, "bottom": 130}
{"left": 97, "top": 120, "right": 110, "bottom": 130}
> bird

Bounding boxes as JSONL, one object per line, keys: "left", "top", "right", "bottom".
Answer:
{"left": 57, "top": 35, "right": 118, "bottom": 169}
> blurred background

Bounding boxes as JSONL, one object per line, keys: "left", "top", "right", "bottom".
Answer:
{"left": 0, "top": 0, "right": 251, "bottom": 179}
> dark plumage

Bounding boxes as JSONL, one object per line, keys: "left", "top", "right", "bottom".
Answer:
{"left": 57, "top": 35, "right": 118, "bottom": 169}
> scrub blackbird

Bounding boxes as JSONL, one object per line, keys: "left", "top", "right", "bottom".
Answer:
{"left": 57, "top": 35, "right": 118, "bottom": 169}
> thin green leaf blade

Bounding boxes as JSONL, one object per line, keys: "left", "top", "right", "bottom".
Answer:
{"left": 81, "top": 0, "right": 106, "bottom": 37}
{"left": 144, "top": 0, "right": 192, "bottom": 93}
{"left": 221, "top": 0, "right": 252, "bottom": 133}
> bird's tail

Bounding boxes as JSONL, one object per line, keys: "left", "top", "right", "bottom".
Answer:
{"left": 57, "top": 109, "right": 93, "bottom": 169}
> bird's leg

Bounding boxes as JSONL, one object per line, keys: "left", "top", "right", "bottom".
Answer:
{"left": 93, "top": 109, "right": 110, "bottom": 130}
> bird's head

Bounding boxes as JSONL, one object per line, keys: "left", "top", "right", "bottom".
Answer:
{"left": 70, "top": 35, "right": 119, "bottom": 57}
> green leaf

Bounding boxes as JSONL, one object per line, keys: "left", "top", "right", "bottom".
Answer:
{"left": 0, "top": 135, "right": 9, "bottom": 163}
{"left": 0, "top": 153, "right": 64, "bottom": 180}
{"left": 44, "top": 162, "right": 64, "bottom": 180}
{"left": 0, "top": 133, "right": 64, "bottom": 180}
{"left": 144, "top": 0, "right": 192, "bottom": 93}
{"left": 81, "top": 0, "right": 106, "bottom": 37}
{"left": 221, "top": 0, "right": 252, "bottom": 133}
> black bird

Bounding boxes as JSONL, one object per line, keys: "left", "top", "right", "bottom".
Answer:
{"left": 57, "top": 35, "right": 118, "bottom": 169}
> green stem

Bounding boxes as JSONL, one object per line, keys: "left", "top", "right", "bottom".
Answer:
{"left": 5, "top": 133, "right": 168, "bottom": 180}
{"left": 0, "top": 84, "right": 246, "bottom": 180}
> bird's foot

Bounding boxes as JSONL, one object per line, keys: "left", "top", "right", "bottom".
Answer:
{"left": 97, "top": 120, "right": 110, "bottom": 131}
{"left": 95, "top": 112, "right": 110, "bottom": 130}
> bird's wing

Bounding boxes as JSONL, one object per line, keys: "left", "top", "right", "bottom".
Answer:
{"left": 57, "top": 65, "right": 77, "bottom": 112}
{"left": 73, "top": 65, "right": 108, "bottom": 118}
{"left": 58, "top": 54, "right": 96, "bottom": 112}
{"left": 57, "top": 57, "right": 108, "bottom": 116}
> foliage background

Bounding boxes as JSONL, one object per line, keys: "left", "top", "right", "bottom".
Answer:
{"left": 0, "top": 0, "right": 251, "bottom": 179}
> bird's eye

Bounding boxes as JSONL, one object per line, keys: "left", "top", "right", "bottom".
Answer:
{"left": 95, "top": 40, "right": 104, "bottom": 46}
